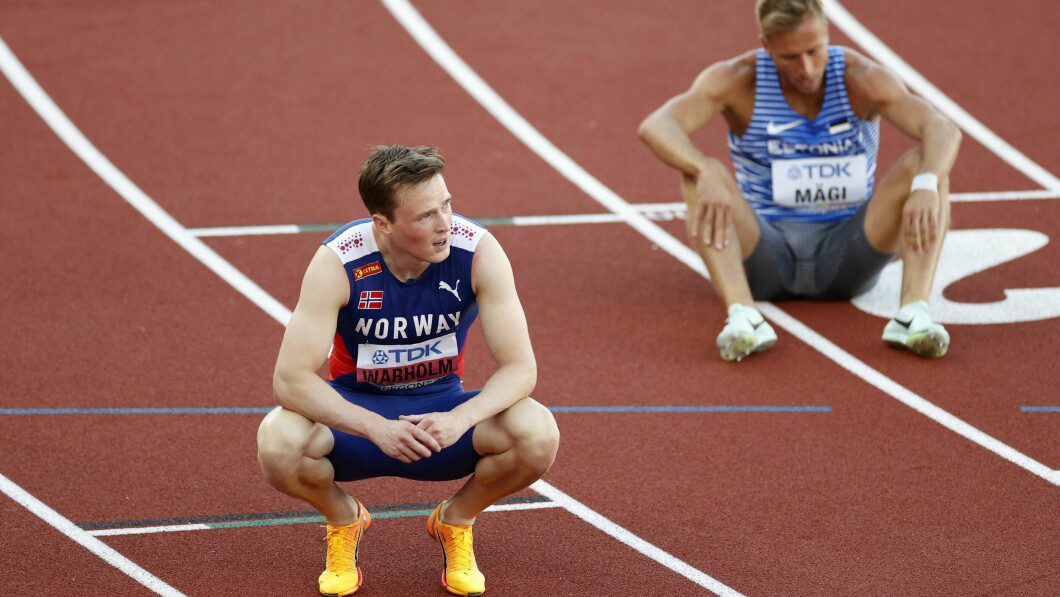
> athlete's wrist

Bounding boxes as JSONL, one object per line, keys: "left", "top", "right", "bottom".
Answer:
{"left": 357, "top": 411, "right": 391, "bottom": 440}
{"left": 693, "top": 157, "right": 722, "bottom": 177}
{"left": 910, "top": 173, "right": 939, "bottom": 194}
{"left": 448, "top": 405, "right": 479, "bottom": 430}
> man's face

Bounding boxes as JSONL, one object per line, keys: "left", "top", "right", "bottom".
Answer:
{"left": 762, "top": 15, "right": 830, "bottom": 95}
{"left": 381, "top": 173, "right": 453, "bottom": 263}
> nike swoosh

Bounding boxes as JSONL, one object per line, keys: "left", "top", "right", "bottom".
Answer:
{"left": 766, "top": 120, "right": 803, "bottom": 135}
{"left": 893, "top": 317, "right": 914, "bottom": 329}
{"left": 752, "top": 319, "right": 765, "bottom": 330}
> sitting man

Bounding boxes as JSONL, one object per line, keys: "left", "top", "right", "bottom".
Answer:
{"left": 257, "top": 145, "right": 560, "bottom": 596}
{"left": 638, "top": 0, "right": 962, "bottom": 361}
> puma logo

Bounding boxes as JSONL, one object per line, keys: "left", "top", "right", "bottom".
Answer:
{"left": 439, "top": 279, "right": 461, "bottom": 301}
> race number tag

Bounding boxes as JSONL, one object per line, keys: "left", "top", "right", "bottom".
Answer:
{"left": 771, "top": 155, "right": 868, "bottom": 210}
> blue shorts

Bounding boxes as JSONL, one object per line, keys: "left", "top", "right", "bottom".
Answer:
{"left": 325, "top": 381, "right": 482, "bottom": 482}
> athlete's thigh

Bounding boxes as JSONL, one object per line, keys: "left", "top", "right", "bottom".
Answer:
{"left": 863, "top": 148, "right": 921, "bottom": 253}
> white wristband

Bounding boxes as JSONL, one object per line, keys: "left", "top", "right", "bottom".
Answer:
{"left": 910, "top": 173, "right": 939, "bottom": 193}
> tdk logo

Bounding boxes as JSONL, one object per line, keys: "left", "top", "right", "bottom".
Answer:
{"left": 792, "top": 162, "right": 853, "bottom": 179}
{"left": 383, "top": 341, "right": 444, "bottom": 364}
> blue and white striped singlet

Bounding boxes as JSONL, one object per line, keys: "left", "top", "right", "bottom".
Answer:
{"left": 727, "top": 46, "right": 880, "bottom": 223}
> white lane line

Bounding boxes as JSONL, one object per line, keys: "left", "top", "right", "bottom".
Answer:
{"left": 380, "top": 0, "right": 1059, "bottom": 489}
{"left": 484, "top": 500, "right": 562, "bottom": 513}
{"left": 823, "top": 0, "right": 1060, "bottom": 191}
{"left": 0, "top": 37, "right": 291, "bottom": 328}
{"left": 188, "top": 224, "right": 302, "bottom": 237}
{"left": 183, "top": 189, "right": 1060, "bottom": 239}
{"left": 649, "top": 190, "right": 1060, "bottom": 208}
{"left": 511, "top": 213, "right": 623, "bottom": 225}
{"left": 88, "top": 524, "right": 212, "bottom": 538}
{"left": 0, "top": 38, "right": 188, "bottom": 597}
{"left": 378, "top": 0, "right": 707, "bottom": 276}
{"left": 381, "top": 2, "right": 743, "bottom": 595}
{"left": 87, "top": 502, "right": 562, "bottom": 537}
{"left": 0, "top": 473, "right": 185, "bottom": 596}
{"left": 531, "top": 481, "right": 744, "bottom": 597}
{"left": 0, "top": 26, "right": 732, "bottom": 596}
{"left": 949, "top": 190, "right": 1060, "bottom": 202}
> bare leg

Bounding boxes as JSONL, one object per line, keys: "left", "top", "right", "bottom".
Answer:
{"left": 256, "top": 406, "right": 358, "bottom": 525}
{"left": 680, "top": 174, "right": 761, "bottom": 307}
{"left": 863, "top": 148, "right": 952, "bottom": 305}
{"left": 899, "top": 177, "right": 951, "bottom": 304}
{"left": 441, "top": 398, "right": 560, "bottom": 525}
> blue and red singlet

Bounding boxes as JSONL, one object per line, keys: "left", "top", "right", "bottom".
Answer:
{"left": 322, "top": 214, "right": 487, "bottom": 396}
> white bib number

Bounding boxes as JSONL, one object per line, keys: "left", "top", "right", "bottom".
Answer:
{"left": 771, "top": 155, "right": 868, "bottom": 210}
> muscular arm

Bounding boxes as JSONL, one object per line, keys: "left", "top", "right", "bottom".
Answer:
{"left": 637, "top": 61, "right": 740, "bottom": 177}
{"left": 638, "top": 56, "right": 753, "bottom": 248}
{"left": 847, "top": 52, "right": 961, "bottom": 252}
{"left": 847, "top": 54, "right": 962, "bottom": 176}
{"left": 451, "top": 233, "right": 537, "bottom": 427}
{"left": 272, "top": 247, "right": 389, "bottom": 437}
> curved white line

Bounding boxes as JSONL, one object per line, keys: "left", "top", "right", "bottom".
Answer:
{"left": 0, "top": 25, "right": 738, "bottom": 597}
{"left": 0, "top": 37, "right": 291, "bottom": 327}
{"left": 378, "top": 0, "right": 1058, "bottom": 492}
{"left": 0, "top": 473, "right": 185, "bottom": 596}
{"left": 822, "top": 0, "right": 1060, "bottom": 191}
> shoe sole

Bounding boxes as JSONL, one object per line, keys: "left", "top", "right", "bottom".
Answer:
{"left": 718, "top": 334, "right": 775, "bottom": 362}
{"left": 885, "top": 330, "right": 948, "bottom": 358}
{"left": 320, "top": 569, "right": 363, "bottom": 597}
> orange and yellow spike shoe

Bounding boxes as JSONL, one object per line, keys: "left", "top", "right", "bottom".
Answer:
{"left": 427, "top": 501, "right": 486, "bottom": 597}
{"left": 318, "top": 499, "right": 371, "bottom": 596}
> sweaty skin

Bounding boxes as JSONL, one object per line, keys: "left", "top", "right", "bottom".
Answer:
{"left": 638, "top": 13, "right": 961, "bottom": 308}
{"left": 258, "top": 173, "right": 559, "bottom": 527}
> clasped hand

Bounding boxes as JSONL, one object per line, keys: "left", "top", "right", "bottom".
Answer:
{"left": 368, "top": 411, "right": 471, "bottom": 463}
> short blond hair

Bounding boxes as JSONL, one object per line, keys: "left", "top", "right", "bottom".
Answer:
{"left": 755, "top": 0, "right": 825, "bottom": 38}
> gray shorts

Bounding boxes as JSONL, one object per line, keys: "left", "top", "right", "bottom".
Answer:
{"left": 743, "top": 202, "right": 895, "bottom": 301}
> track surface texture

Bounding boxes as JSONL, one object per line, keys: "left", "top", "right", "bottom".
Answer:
{"left": 1, "top": 1, "right": 1057, "bottom": 595}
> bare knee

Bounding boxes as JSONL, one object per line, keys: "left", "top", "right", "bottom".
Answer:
{"left": 505, "top": 399, "right": 560, "bottom": 476}
{"left": 256, "top": 407, "right": 331, "bottom": 489}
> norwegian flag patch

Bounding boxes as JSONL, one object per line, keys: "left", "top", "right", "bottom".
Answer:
{"left": 357, "top": 290, "right": 383, "bottom": 310}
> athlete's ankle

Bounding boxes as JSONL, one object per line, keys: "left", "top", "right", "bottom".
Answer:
{"left": 323, "top": 495, "right": 360, "bottom": 526}
{"left": 440, "top": 500, "right": 476, "bottom": 526}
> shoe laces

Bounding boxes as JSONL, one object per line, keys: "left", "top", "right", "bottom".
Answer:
{"left": 324, "top": 524, "right": 358, "bottom": 574}
{"left": 441, "top": 524, "right": 477, "bottom": 572}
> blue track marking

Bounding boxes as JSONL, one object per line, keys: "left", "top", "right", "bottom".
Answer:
{"left": 0, "top": 407, "right": 273, "bottom": 415}
{"left": 1020, "top": 406, "right": 1060, "bottom": 412}
{"left": 0, "top": 405, "right": 831, "bottom": 415}
{"left": 549, "top": 406, "right": 831, "bottom": 413}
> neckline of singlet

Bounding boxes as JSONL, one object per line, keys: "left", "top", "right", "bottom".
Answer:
{"left": 760, "top": 47, "right": 839, "bottom": 127}
{"left": 378, "top": 254, "right": 434, "bottom": 287}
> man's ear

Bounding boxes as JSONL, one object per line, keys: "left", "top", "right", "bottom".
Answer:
{"left": 372, "top": 212, "right": 392, "bottom": 235}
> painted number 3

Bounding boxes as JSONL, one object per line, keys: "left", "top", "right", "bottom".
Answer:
{"left": 852, "top": 229, "right": 1060, "bottom": 324}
